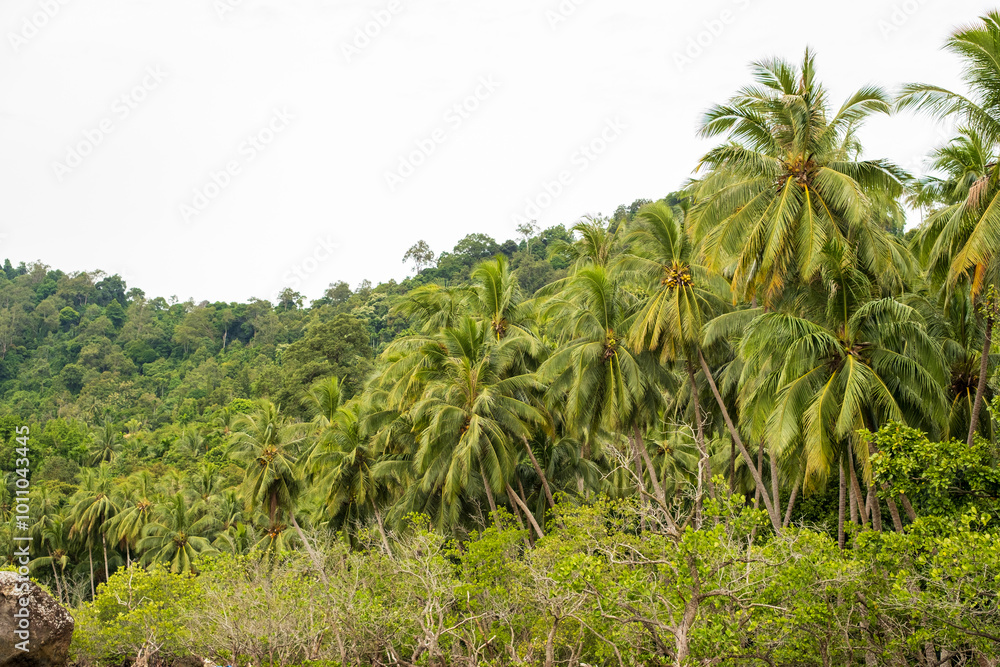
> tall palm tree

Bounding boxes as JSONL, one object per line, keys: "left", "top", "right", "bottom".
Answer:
{"left": 31, "top": 512, "right": 72, "bottom": 604}
{"left": 537, "top": 265, "right": 677, "bottom": 529}
{"left": 228, "top": 401, "right": 325, "bottom": 573}
{"left": 69, "top": 464, "right": 119, "bottom": 596}
{"left": 88, "top": 421, "right": 122, "bottom": 465}
{"left": 618, "top": 201, "right": 732, "bottom": 514}
{"left": 736, "top": 245, "right": 947, "bottom": 536}
{"left": 228, "top": 400, "right": 305, "bottom": 526}
{"left": 138, "top": 493, "right": 217, "bottom": 574}
{"left": 408, "top": 317, "right": 545, "bottom": 535}
{"left": 304, "top": 400, "right": 393, "bottom": 551}
{"left": 897, "top": 12, "right": 1000, "bottom": 443}
{"left": 689, "top": 49, "right": 909, "bottom": 306}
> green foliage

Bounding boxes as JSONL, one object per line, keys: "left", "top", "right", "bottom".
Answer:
{"left": 70, "top": 564, "right": 196, "bottom": 664}
{"left": 870, "top": 421, "right": 1000, "bottom": 518}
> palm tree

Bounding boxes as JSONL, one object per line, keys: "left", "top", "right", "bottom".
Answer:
{"left": 618, "top": 201, "right": 732, "bottom": 514}
{"left": 897, "top": 12, "right": 1000, "bottom": 443}
{"left": 88, "top": 421, "right": 122, "bottom": 464}
{"left": 736, "top": 245, "right": 947, "bottom": 537}
{"left": 408, "top": 317, "right": 545, "bottom": 536}
{"left": 547, "top": 216, "right": 621, "bottom": 271}
{"left": 229, "top": 400, "right": 305, "bottom": 526}
{"left": 31, "top": 512, "right": 72, "bottom": 604}
{"left": 69, "top": 464, "right": 119, "bottom": 596}
{"left": 537, "top": 265, "right": 677, "bottom": 529}
{"left": 304, "top": 400, "right": 393, "bottom": 551}
{"left": 138, "top": 493, "right": 217, "bottom": 574}
{"left": 228, "top": 401, "right": 326, "bottom": 573}
{"left": 689, "top": 49, "right": 909, "bottom": 306}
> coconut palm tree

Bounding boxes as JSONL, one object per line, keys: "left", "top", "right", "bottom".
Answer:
{"left": 228, "top": 401, "right": 326, "bottom": 574}
{"left": 304, "top": 400, "right": 394, "bottom": 551}
{"left": 31, "top": 512, "right": 72, "bottom": 604}
{"left": 537, "top": 265, "right": 678, "bottom": 530}
{"left": 618, "top": 201, "right": 733, "bottom": 516}
{"left": 689, "top": 49, "right": 909, "bottom": 306}
{"left": 897, "top": 13, "right": 1000, "bottom": 443}
{"left": 138, "top": 493, "right": 217, "bottom": 574}
{"left": 228, "top": 400, "right": 305, "bottom": 526}
{"left": 88, "top": 421, "right": 122, "bottom": 465}
{"left": 408, "top": 317, "right": 545, "bottom": 536}
{"left": 736, "top": 244, "right": 947, "bottom": 537}
{"left": 105, "top": 472, "right": 157, "bottom": 567}
{"left": 69, "top": 464, "right": 119, "bottom": 596}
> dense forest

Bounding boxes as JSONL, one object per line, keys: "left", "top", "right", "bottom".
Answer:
{"left": 7, "top": 10, "right": 1000, "bottom": 667}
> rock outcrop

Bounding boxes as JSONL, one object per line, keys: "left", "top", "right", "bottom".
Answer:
{"left": 0, "top": 571, "right": 74, "bottom": 667}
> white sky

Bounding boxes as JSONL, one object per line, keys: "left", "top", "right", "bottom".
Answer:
{"left": 0, "top": 0, "right": 995, "bottom": 303}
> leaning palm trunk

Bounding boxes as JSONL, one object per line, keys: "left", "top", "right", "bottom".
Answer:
{"left": 370, "top": 503, "right": 392, "bottom": 554}
{"left": 478, "top": 460, "right": 498, "bottom": 518}
{"left": 700, "top": 350, "right": 781, "bottom": 531}
{"left": 687, "top": 363, "right": 716, "bottom": 503}
{"left": 88, "top": 543, "right": 95, "bottom": 599}
{"left": 782, "top": 467, "right": 803, "bottom": 529}
{"left": 49, "top": 556, "right": 64, "bottom": 604}
{"left": 101, "top": 532, "right": 109, "bottom": 582}
{"left": 522, "top": 437, "right": 555, "bottom": 508}
{"left": 290, "top": 514, "right": 330, "bottom": 585}
{"left": 506, "top": 483, "right": 543, "bottom": 539}
{"left": 633, "top": 425, "right": 681, "bottom": 535}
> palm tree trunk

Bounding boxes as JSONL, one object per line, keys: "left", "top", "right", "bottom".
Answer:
{"left": 289, "top": 513, "right": 331, "bottom": 585}
{"left": 848, "top": 451, "right": 867, "bottom": 524}
{"left": 630, "top": 434, "right": 649, "bottom": 531}
{"left": 125, "top": 542, "right": 131, "bottom": 568}
{"left": 698, "top": 350, "right": 781, "bottom": 531}
{"left": 633, "top": 425, "right": 681, "bottom": 535}
{"left": 729, "top": 440, "right": 736, "bottom": 493}
{"left": 633, "top": 424, "right": 668, "bottom": 507}
{"left": 687, "top": 363, "right": 716, "bottom": 502}
{"left": 885, "top": 496, "right": 904, "bottom": 532}
{"left": 522, "top": 437, "right": 555, "bottom": 508}
{"left": 782, "top": 467, "right": 802, "bottom": 529}
{"left": 899, "top": 493, "right": 917, "bottom": 522}
{"left": 968, "top": 318, "right": 992, "bottom": 446}
{"left": 478, "top": 460, "right": 498, "bottom": 518}
{"left": 101, "top": 532, "right": 109, "bottom": 582}
{"left": 49, "top": 556, "right": 64, "bottom": 604}
{"left": 88, "top": 543, "right": 95, "bottom": 599}
{"left": 770, "top": 450, "right": 781, "bottom": 519}
{"left": 504, "top": 485, "right": 532, "bottom": 548}
{"left": 868, "top": 485, "right": 883, "bottom": 532}
{"left": 507, "top": 483, "right": 543, "bottom": 539}
{"left": 838, "top": 457, "right": 846, "bottom": 551}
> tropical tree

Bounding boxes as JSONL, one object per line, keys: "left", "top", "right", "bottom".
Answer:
{"left": 69, "top": 464, "right": 119, "bottom": 596}
{"left": 405, "top": 317, "right": 545, "bottom": 535}
{"left": 897, "top": 12, "right": 1000, "bottom": 443}
{"left": 537, "top": 264, "right": 678, "bottom": 531}
{"left": 304, "top": 400, "right": 393, "bottom": 551}
{"left": 618, "top": 201, "right": 731, "bottom": 515}
{"left": 88, "top": 421, "right": 122, "bottom": 465}
{"left": 732, "top": 244, "right": 947, "bottom": 538}
{"left": 137, "top": 493, "right": 217, "bottom": 574}
{"left": 688, "top": 49, "right": 909, "bottom": 306}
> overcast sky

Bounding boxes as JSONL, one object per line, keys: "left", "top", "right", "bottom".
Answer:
{"left": 0, "top": 0, "right": 995, "bottom": 303}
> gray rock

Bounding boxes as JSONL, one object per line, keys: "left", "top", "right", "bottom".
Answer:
{"left": 0, "top": 570, "right": 74, "bottom": 667}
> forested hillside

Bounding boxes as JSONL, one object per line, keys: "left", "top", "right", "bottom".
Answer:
{"left": 7, "top": 12, "right": 1000, "bottom": 667}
